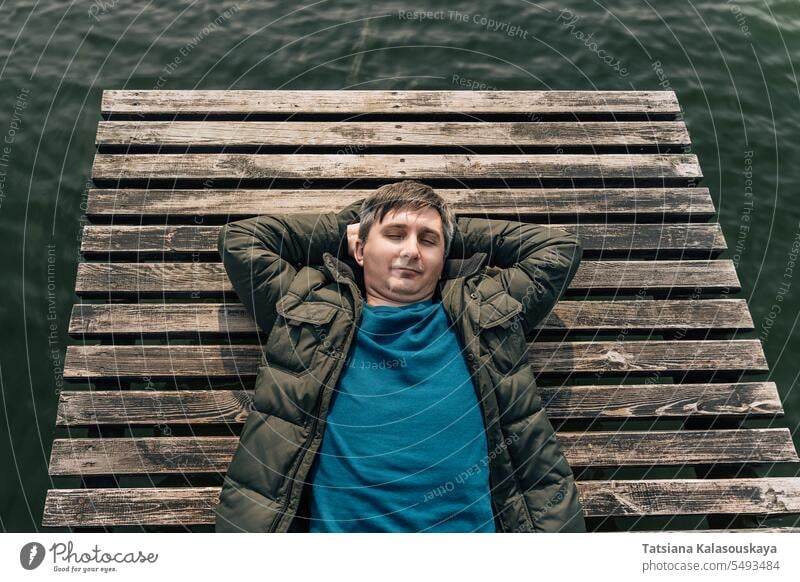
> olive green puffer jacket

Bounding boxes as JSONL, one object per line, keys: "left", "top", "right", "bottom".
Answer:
{"left": 214, "top": 198, "right": 586, "bottom": 533}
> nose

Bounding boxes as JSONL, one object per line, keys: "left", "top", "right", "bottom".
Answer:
{"left": 400, "top": 235, "right": 421, "bottom": 261}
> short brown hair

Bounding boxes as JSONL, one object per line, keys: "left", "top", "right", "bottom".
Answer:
{"left": 357, "top": 180, "right": 455, "bottom": 258}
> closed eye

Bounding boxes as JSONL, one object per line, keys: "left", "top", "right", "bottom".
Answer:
{"left": 385, "top": 233, "right": 437, "bottom": 245}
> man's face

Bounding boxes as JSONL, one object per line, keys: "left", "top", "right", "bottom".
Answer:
{"left": 353, "top": 206, "right": 446, "bottom": 307}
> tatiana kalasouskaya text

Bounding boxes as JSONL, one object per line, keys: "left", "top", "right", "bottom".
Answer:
{"left": 642, "top": 543, "right": 777, "bottom": 556}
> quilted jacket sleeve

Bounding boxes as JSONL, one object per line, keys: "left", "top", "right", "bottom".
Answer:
{"left": 450, "top": 217, "right": 583, "bottom": 336}
{"left": 217, "top": 198, "right": 365, "bottom": 334}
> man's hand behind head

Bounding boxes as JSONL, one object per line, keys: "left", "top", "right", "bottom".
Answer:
{"left": 346, "top": 223, "right": 360, "bottom": 259}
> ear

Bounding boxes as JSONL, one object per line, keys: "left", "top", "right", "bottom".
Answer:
{"left": 354, "top": 237, "right": 365, "bottom": 267}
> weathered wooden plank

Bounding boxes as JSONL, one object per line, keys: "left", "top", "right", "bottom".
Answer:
{"left": 531, "top": 339, "right": 768, "bottom": 374}
{"left": 539, "top": 381, "right": 781, "bottom": 419}
{"left": 86, "top": 188, "right": 716, "bottom": 219}
{"left": 47, "top": 429, "right": 799, "bottom": 476}
{"left": 73, "top": 260, "right": 741, "bottom": 296}
{"left": 96, "top": 121, "right": 690, "bottom": 147}
{"left": 42, "top": 477, "right": 800, "bottom": 526}
{"left": 101, "top": 90, "right": 681, "bottom": 115}
{"left": 80, "top": 223, "right": 727, "bottom": 257}
{"left": 62, "top": 340, "right": 767, "bottom": 379}
{"left": 91, "top": 153, "right": 703, "bottom": 182}
{"left": 75, "top": 262, "right": 231, "bottom": 296}
{"left": 63, "top": 344, "right": 262, "bottom": 379}
{"left": 57, "top": 390, "right": 257, "bottom": 426}
{"left": 43, "top": 487, "right": 221, "bottom": 527}
{"left": 54, "top": 382, "right": 783, "bottom": 426}
{"left": 68, "top": 299, "right": 754, "bottom": 336}
{"left": 543, "top": 298, "right": 750, "bottom": 331}
{"left": 570, "top": 478, "right": 800, "bottom": 517}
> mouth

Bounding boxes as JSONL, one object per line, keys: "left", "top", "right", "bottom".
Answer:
{"left": 393, "top": 267, "right": 420, "bottom": 275}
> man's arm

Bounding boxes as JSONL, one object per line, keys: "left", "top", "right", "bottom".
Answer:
{"left": 451, "top": 216, "right": 582, "bottom": 335}
{"left": 218, "top": 198, "right": 365, "bottom": 334}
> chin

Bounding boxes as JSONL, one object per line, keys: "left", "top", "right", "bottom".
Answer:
{"left": 387, "top": 281, "right": 423, "bottom": 293}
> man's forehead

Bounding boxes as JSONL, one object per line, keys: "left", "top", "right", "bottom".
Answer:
{"left": 379, "top": 206, "right": 442, "bottom": 229}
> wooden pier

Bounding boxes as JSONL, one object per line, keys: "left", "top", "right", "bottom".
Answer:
{"left": 43, "top": 90, "right": 800, "bottom": 531}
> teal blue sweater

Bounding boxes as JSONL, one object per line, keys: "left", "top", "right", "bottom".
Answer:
{"left": 307, "top": 298, "right": 495, "bottom": 532}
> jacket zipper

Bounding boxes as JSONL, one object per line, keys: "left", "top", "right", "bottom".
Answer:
{"left": 272, "top": 395, "right": 323, "bottom": 532}
{"left": 268, "top": 280, "right": 362, "bottom": 533}
{"left": 474, "top": 349, "right": 506, "bottom": 533}
{"left": 464, "top": 278, "right": 506, "bottom": 533}
{"left": 268, "top": 363, "right": 332, "bottom": 532}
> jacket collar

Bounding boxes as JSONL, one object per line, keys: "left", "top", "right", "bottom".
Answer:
{"left": 321, "top": 251, "right": 488, "bottom": 288}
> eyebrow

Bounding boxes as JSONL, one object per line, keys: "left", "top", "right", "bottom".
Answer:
{"left": 381, "top": 223, "right": 442, "bottom": 240}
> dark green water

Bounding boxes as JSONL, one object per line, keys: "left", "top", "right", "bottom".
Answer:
{"left": 2, "top": 0, "right": 799, "bottom": 531}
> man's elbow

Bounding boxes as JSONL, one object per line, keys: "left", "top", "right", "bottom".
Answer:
{"left": 217, "top": 221, "right": 252, "bottom": 267}
{"left": 548, "top": 226, "right": 583, "bottom": 269}
{"left": 567, "top": 232, "right": 583, "bottom": 268}
{"left": 217, "top": 223, "right": 230, "bottom": 258}
{"left": 217, "top": 218, "right": 260, "bottom": 259}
